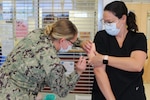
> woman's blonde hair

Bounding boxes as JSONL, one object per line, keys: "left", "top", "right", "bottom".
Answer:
{"left": 44, "top": 19, "right": 78, "bottom": 40}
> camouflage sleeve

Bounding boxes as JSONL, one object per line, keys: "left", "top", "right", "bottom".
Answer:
{"left": 31, "top": 39, "right": 80, "bottom": 97}
{"left": 48, "top": 64, "right": 80, "bottom": 97}
{"left": 73, "top": 38, "right": 82, "bottom": 47}
{"left": 36, "top": 48, "right": 80, "bottom": 97}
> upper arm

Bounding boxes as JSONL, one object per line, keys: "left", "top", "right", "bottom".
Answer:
{"left": 94, "top": 31, "right": 108, "bottom": 54}
{"left": 130, "top": 33, "right": 147, "bottom": 71}
{"left": 131, "top": 50, "right": 147, "bottom": 71}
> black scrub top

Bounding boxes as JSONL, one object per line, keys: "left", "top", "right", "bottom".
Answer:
{"left": 92, "top": 30, "right": 147, "bottom": 100}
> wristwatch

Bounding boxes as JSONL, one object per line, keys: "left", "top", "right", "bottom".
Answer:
{"left": 103, "top": 55, "right": 108, "bottom": 64}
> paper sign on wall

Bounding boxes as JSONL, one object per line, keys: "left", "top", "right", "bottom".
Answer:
{"left": 2, "top": 39, "right": 14, "bottom": 56}
{"left": 60, "top": 61, "right": 74, "bottom": 75}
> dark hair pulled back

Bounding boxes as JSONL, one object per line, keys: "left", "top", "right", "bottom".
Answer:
{"left": 104, "top": 1, "right": 138, "bottom": 32}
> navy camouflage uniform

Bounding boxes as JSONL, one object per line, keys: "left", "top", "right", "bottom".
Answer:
{"left": 0, "top": 28, "right": 80, "bottom": 100}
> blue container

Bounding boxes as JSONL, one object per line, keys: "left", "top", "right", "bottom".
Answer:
{"left": 0, "top": 56, "right": 6, "bottom": 66}
{"left": 43, "top": 94, "right": 56, "bottom": 100}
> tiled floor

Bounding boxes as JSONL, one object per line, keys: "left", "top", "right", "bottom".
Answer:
{"left": 144, "top": 84, "right": 150, "bottom": 100}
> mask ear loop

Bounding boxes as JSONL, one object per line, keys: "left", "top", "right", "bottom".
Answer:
{"left": 59, "top": 39, "right": 72, "bottom": 51}
{"left": 59, "top": 38, "right": 65, "bottom": 49}
{"left": 115, "top": 19, "right": 123, "bottom": 31}
{"left": 117, "top": 19, "right": 124, "bottom": 32}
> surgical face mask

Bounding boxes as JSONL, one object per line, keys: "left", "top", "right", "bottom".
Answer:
{"left": 59, "top": 45, "right": 72, "bottom": 53}
{"left": 104, "top": 22, "right": 120, "bottom": 36}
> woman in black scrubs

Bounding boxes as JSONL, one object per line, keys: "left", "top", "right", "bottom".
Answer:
{"left": 87, "top": 1, "right": 147, "bottom": 100}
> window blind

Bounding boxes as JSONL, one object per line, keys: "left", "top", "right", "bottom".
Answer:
{"left": 0, "top": 0, "right": 98, "bottom": 94}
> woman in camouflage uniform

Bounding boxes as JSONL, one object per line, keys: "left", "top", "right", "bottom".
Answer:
{"left": 0, "top": 19, "right": 87, "bottom": 100}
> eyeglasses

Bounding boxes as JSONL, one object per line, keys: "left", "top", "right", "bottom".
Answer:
{"left": 101, "top": 19, "right": 119, "bottom": 26}
{"left": 67, "top": 40, "right": 75, "bottom": 45}
{"left": 67, "top": 39, "right": 78, "bottom": 47}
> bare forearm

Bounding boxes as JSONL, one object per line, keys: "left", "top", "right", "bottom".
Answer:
{"left": 108, "top": 52, "right": 146, "bottom": 72}
{"left": 91, "top": 51, "right": 147, "bottom": 72}
{"left": 94, "top": 66, "right": 115, "bottom": 100}
{"left": 95, "top": 51, "right": 147, "bottom": 72}
{"left": 108, "top": 56, "right": 138, "bottom": 71}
